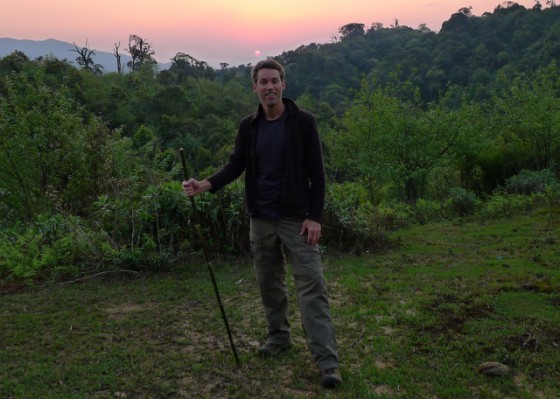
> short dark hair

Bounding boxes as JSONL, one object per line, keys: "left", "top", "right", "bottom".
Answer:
{"left": 251, "top": 58, "right": 285, "bottom": 83}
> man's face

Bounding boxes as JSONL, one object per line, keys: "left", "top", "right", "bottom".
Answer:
{"left": 252, "top": 68, "right": 285, "bottom": 109}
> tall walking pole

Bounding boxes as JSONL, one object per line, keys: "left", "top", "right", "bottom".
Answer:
{"left": 179, "top": 148, "right": 240, "bottom": 367}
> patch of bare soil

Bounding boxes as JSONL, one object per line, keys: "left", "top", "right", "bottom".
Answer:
{"left": 104, "top": 302, "right": 154, "bottom": 320}
{"left": 423, "top": 294, "right": 494, "bottom": 336}
{"left": 160, "top": 293, "right": 337, "bottom": 399}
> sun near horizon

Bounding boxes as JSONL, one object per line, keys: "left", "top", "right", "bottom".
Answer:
{"left": 2, "top": 0, "right": 539, "bottom": 66}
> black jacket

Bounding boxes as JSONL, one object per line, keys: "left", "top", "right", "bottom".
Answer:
{"left": 208, "top": 98, "right": 326, "bottom": 223}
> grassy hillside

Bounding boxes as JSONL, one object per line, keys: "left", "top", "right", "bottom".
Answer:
{"left": 1, "top": 208, "right": 559, "bottom": 398}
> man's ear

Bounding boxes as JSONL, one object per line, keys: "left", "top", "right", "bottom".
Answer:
{"left": 252, "top": 82, "right": 257, "bottom": 92}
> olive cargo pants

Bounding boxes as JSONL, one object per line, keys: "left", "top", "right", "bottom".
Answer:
{"left": 249, "top": 217, "right": 339, "bottom": 370}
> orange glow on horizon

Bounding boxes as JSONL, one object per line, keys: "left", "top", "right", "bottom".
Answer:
{"left": 3, "top": 0, "right": 540, "bottom": 66}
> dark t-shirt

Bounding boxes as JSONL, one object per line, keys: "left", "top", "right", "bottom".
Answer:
{"left": 255, "top": 111, "right": 288, "bottom": 220}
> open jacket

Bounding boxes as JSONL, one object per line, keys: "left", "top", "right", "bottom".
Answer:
{"left": 207, "top": 98, "right": 326, "bottom": 223}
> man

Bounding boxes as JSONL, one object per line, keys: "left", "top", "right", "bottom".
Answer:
{"left": 182, "top": 58, "right": 341, "bottom": 388}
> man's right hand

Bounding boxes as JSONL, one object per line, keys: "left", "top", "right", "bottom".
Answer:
{"left": 182, "top": 179, "right": 212, "bottom": 197}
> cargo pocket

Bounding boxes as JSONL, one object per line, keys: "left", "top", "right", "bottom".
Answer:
{"left": 290, "top": 234, "right": 322, "bottom": 276}
{"left": 249, "top": 234, "right": 263, "bottom": 265}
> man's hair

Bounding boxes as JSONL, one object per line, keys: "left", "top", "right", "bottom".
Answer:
{"left": 251, "top": 58, "right": 285, "bottom": 83}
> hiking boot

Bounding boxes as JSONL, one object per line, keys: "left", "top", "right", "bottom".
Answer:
{"left": 320, "top": 368, "right": 342, "bottom": 388}
{"left": 257, "top": 342, "right": 291, "bottom": 358}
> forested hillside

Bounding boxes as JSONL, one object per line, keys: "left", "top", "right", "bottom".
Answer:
{"left": 1, "top": 2, "right": 559, "bottom": 284}
{"left": 277, "top": 2, "right": 560, "bottom": 105}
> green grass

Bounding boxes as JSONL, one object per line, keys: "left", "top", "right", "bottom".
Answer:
{"left": 1, "top": 210, "right": 559, "bottom": 398}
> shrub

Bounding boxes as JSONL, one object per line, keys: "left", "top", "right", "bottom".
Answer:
{"left": 377, "top": 203, "right": 412, "bottom": 230}
{"left": 446, "top": 187, "right": 479, "bottom": 216}
{"left": 542, "top": 184, "right": 560, "bottom": 208}
{"left": 505, "top": 169, "right": 557, "bottom": 195}
{"left": 323, "top": 183, "right": 391, "bottom": 253}
{"left": 191, "top": 180, "right": 249, "bottom": 256}
{"left": 0, "top": 215, "right": 106, "bottom": 282}
{"left": 92, "top": 181, "right": 193, "bottom": 269}
{"left": 413, "top": 199, "right": 443, "bottom": 224}
{"left": 92, "top": 179, "right": 250, "bottom": 266}
{"left": 476, "top": 193, "right": 533, "bottom": 219}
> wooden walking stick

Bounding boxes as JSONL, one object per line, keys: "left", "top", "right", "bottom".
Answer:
{"left": 179, "top": 148, "right": 240, "bottom": 367}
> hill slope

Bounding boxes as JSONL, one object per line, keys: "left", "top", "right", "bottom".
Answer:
{"left": 1, "top": 38, "right": 139, "bottom": 73}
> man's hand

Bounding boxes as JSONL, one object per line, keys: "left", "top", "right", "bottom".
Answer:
{"left": 301, "top": 218, "right": 321, "bottom": 246}
{"left": 182, "top": 179, "right": 212, "bottom": 197}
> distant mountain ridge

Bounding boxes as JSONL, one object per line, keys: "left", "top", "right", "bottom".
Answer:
{"left": 0, "top": 38, "right": 171, "bottom": 73}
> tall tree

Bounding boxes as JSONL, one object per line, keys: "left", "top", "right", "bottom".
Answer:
{"left": 333, "top": 76, "right": 464, "bottom": 203}
{"left": 126, "top": 34, "right": 157, "bottom": 72}
{"left": 113, "top": 42, "right": 123, "bottom": 74}
{"left": 338, "top": 23, "right": 365, "bottom": 40}
{"left": 491, "top": 62, "right": 560, "bottom": 172}
{"left": 169, "top": 52, "right": 215, "bottom": 81}
{"left": 71, "top": 40, "right": 103, "bottom": 75}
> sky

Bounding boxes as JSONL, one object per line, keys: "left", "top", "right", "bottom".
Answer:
{"left": 2, "top": 0, "right": 539, "bottom": 67}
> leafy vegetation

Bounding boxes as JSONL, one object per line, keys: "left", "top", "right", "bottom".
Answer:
{"left": 1, "top": 2, "right": 560, "bottom": 284}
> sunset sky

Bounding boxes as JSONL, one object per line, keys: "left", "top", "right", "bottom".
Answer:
{"left": 2, "top": 0, "right": 538, "bottom": 67}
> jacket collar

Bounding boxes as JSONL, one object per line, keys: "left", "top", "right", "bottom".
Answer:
{"left": 251, "top": 97, "right": 299, "bottom": 125}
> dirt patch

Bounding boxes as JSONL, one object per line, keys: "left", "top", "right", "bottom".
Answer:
{"left": 381, "top": 326, "right": 395, "bottom": 335}
{"left": 514, "top": 373, "right": 547, "bottom": 399}
{"left": 374, "top": 384, "right": 394, "bottom": 395}
{"left": 504, "top": 326, "right": 560, "bottom": 353}
{"left": 422, "top": 294, "right": 493, "bottom": 336}
{"left": 104, "top": 303, "right": 154, "bottom": 320}
{"left": 375, "top": 357, "right": 395, "bottom": 370}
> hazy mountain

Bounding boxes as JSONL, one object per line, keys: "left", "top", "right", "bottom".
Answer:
{"left": 0, "top": 38, "right": 171, "bottom": 73}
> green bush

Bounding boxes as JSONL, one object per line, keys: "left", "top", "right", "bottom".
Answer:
{"left": 476, "top": 193, "right": 533, "bottom": 219}
{"left": 0, "top": 73, "right": 117, "bottom": 221}
{"left": 0, "top": 215, "right": 105, "bottom": 282}
{"left": 542, "top": 184, "right": 560, "bottom": 208}
{"left": 446, "top": 187, "right": 479, "bottom": 216}
{"left": 376, "top": 203, "right": 412, "bottom": 230}
{"left": 189, "top": 180, "right": 249, "bottom": 256}
{"left": 92, "top": 179, "right": 250, "bottom": 267}
{"left": 413, "top": 199, "right": 443, "bottom": 224}
{"left": 92, "top": 181, "right": 193, "bottom": 269}
{"left": 0, "top": 230, "right": 45, "bottom": 281}
{"left": 505, "top": 169, "right": 557, "bottom": 195}
{"left": 323, "top": 182, "right": 390, "bottom": 253}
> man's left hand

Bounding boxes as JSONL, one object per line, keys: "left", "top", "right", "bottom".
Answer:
{"left": 301, "top": 219, "right": 321, "bottom": 246}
